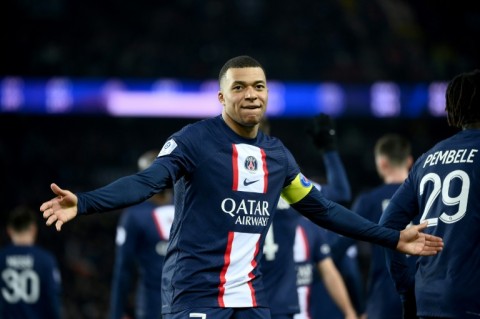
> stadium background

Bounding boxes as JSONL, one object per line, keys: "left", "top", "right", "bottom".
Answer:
{"left": 1, "top": 1, "right": 479, "bottom": 318}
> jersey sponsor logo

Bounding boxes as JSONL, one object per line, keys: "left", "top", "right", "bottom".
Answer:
{"left": 243, "top": 178, "right": 260, "bottom": 186}
{"left": 159, "top": 139, "right": 177, "bottom": 157}
{"left": 221, "top": 198, "right": 270, "bottom": 226}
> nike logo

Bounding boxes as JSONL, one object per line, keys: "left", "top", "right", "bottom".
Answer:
{"left": 243, "top": 178, "right": 260, "bottom": 186}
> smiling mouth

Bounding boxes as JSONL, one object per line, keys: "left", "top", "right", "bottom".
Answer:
{"left": 242, "top": 105, "right": 261, "bottom": 109}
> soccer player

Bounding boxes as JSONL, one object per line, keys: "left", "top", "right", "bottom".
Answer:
{"left": 109, "top": 150, "right": 175, "bottom": 319}
{"left": 41, "top": 55, "right": 442, "bottom": 319}
{"left": 0, "top": 205, "right": 62, "bottom": 319}
{"left": 353, "top": 134, "right": 418, "bottom": 319}
{"left": 380, "top": 70, "right": 480, "bottom": 319}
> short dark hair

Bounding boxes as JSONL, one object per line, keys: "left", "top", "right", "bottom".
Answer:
{"left": 374, "top": 134, "right": 411, "bottom": 167}
{"left": 7, "top": 205, "right": 36, "bottom": 232}
{"left": 218, "top": 55, "right": 265, "bottom": 84}
{"left": 446, "top": 69, "right": 480, "bottom": 128}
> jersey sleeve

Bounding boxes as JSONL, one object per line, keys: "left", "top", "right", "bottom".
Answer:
{"left": 77, "top": 129, "right": 194, "bottom": 215}
{"left": 288, "top": 186, "right": 399, "bottom": 249}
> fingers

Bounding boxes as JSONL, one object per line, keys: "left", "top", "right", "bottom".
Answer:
{"left": 55, "top": 220, "right": 63, "bottom": 232}
{"left": 51, "top": 183, "right": 67, "bottom": 197}
{"left": 40, "top": 200, "right": 53, "bottom": 212}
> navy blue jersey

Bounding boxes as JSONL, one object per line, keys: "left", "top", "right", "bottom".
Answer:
{"left": 353, "top": 183, "right": 418, "bottom": 319}
{"left": 0, "top": 245, "right": 61, "bottom": 319}
{"left": 380, "top": 129, "right": 480, "bottom": 318}
{"left": 261, "top": 204, "right": 301, "bottom": 317}
{"left": 294, "top": 216, "right": 330, "bottom": 319}
{"left": 109, "top": 200, "right": 174, "bottom": 319}
{"left": 76, "top": 115, "right": 399, "bottom": 314}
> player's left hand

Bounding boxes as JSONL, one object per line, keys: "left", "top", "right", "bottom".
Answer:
{"left": 396, "top": 221, "right": 443, "bottom": 255}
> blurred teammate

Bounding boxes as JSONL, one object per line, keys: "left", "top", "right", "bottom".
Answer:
{"left": 40, "top": 55, "right": 442, "bottom": 319}
{"left": 109, "top": 150, "right": 174, "bottom": 319}
{"left": 353, "top": 134, "right": 418, "bottom": 319}
{"left": 380, "top": 69, "right": 480, "bottom": 318}
{"left": 294, "top": 211, "right": 357, "bottom": 319}
{"left": 306, "top": 114, "right": 366, "bottom": 319}
{"left": 260, "top": 114, "right": 355, "bottom": 319}
{"left": 0, "top": 205, "right": 62, "bottom": 319}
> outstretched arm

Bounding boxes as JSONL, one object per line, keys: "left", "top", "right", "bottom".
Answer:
{"left": 287, "top": 186, "right": 443, "bottom": 256}
{"left": 40, "top": 158, "right": 174, "bottom": 231}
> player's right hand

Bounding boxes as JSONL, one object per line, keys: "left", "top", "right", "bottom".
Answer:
{"left": 40, "top": 183, "right": 78, "bottom": 231}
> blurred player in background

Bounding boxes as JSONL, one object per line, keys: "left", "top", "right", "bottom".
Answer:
{"left": 260, "top": 114, "right": 355, "bottom": 319}
{"left": 109, "top": 150, "right": 174, "bottom": 319}
{"left": 380, "top": 70, "right": 480, "bottom": 319}
{"left": 305, "top": 114, "right": 366, "bottom": 319}
{"left": 352, "top": 134, "right": 418, "bottom": 319}
{"left": 40, "top": 55, "right": 442, "bottom": 319}
{"left": 0, "top": 205, "right": 62, "bottom": 319}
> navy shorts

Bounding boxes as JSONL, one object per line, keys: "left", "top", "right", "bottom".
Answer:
{"left": 163, "top": 307, "right": 271, "bottom": 319}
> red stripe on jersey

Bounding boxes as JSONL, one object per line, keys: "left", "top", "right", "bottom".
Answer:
{"left": 306, "top": 286, "right": 312, "bottom": 319}
{"left": 232, "top": 144, "right": 239, "bottom": 191}
{"left": 218, "top": 231, "right": 234, "bottom": 307}
{"left": 260, "top": 148, "right": 268, "bottom": 193}
{"left": 151, "top": 210, "right": 164, "bottom": 239}
{"left": 247, "top": 239, "right": 260, "bottom": 306}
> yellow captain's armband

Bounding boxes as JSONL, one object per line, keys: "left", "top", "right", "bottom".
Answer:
{"left": 281, "top": 173, "right": 313, "bottom": 204}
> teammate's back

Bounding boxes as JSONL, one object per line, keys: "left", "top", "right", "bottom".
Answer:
{"left": 381, "top": 69, "right": 480, "bottom": 318}
{"left": 0, "top": 206, "right": 62, "bottom": 319}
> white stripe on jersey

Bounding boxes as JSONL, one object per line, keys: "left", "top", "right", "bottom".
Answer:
{"left": 219, "top": 231, "right": 261, "bottom": 307}
{"left": 294, "top": 225, "right": 310, "bottom": 262}
{"left": 232, "top": 144, "right": 268, "bottom": 194}
{"left": 294, "top": 286, "right": 311, "bottom": 319}
{"left": 152, "top": 205, "right": 175, "bottom": 240}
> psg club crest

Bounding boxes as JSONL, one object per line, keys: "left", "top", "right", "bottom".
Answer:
{"left": 244, "top": 156, "right": 258, "bottom": 173}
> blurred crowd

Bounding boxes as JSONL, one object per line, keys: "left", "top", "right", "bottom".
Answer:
{"left": 4, "top": 0, "right": 480, "bottom": 82}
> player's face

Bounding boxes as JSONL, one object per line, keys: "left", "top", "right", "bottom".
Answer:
{"left": 218, "top": 67, "right": 268, "bottom": 134}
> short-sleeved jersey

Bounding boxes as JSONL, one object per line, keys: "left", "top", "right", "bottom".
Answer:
{"left": 353, "top": 184, "right": 418, "bottom": 319}
{"left": 109, "top": 200, "right": 175, "bottom": 319}
{"left": 0, "top": 245, "right": 61, "bottom": 319}
{"left": 380, "top": 129, "right": 480, "bottom": 318}
{"left": 293, "top": 216, "right": 330, "bottom": 319}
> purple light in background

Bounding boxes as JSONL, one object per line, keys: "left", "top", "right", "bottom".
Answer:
{"left": 1, "top": 77, "right": 24, "bottom": 111}
{"left": 316, "top": 83, "right": 345, "bottom": 116}
{"left": 106, "top": 91, "right": 223, "bottom": 117}
{"left": 428, "top": 82, "right": 447, "bottom": 116}
{"left": 370, "top": 82, "right": 401, "bottom": 117}
{"left": 45, "top": 78, "right": 73, "bottom": 113}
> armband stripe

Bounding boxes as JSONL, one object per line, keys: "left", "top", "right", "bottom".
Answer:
{"left": 281, "top": 174, "right": 313, "bottom": 204}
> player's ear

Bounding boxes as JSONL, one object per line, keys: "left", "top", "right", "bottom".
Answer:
{"left": 406, "top": 155, "right": 414, "bottom": 169}
{"left": 218, "top": 91, "right": 225, "bottom": 105}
